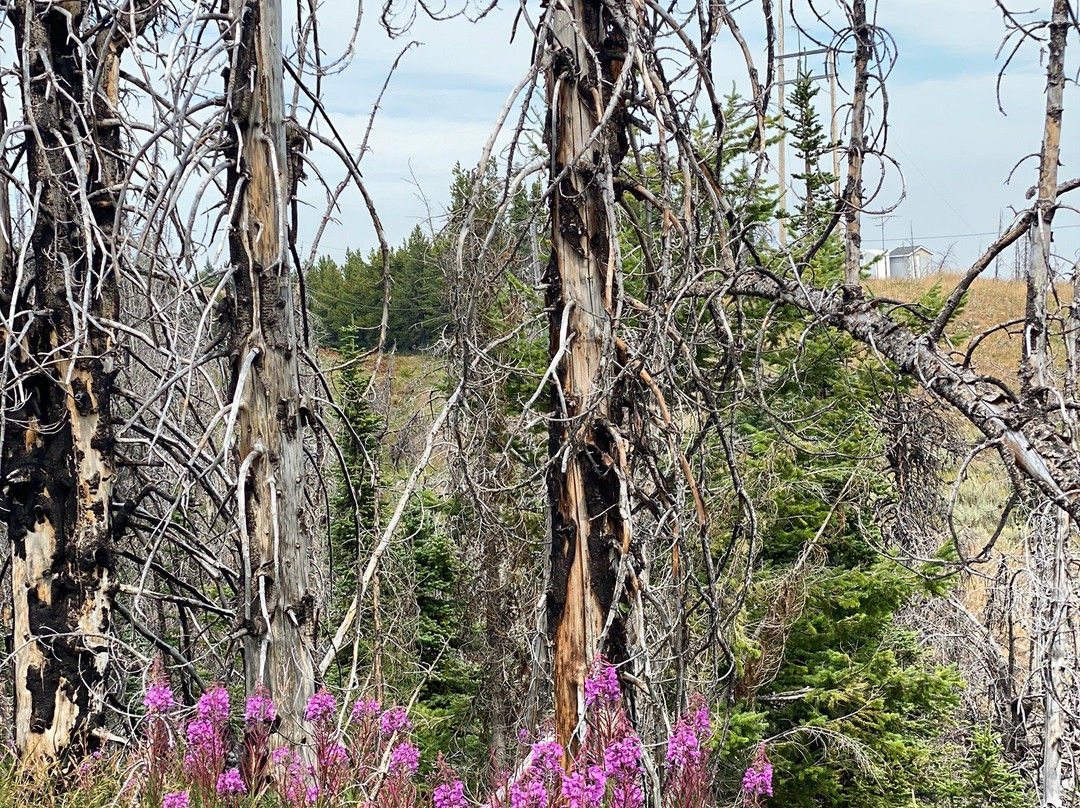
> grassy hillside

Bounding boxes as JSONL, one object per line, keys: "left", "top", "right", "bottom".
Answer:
{"left": 868, "top": 275, "right": 1029, "bottom": 385}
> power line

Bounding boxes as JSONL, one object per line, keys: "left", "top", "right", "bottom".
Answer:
{"left": 880, "top": 223, "right": 1080, "bottom": 243}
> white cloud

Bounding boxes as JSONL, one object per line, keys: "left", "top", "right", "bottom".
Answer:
{"left": 297, "top": 0, "right": 1080, "bottom": 270}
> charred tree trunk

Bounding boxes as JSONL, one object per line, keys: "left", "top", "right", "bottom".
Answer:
{"left": 1, "top": 0, "right": 132, "bottom": 764}
{"left": 543, "top": 0, "right": 634, "bottom": 754}
{"left": 225, "top": 0, "right": 316, "bottom": 746}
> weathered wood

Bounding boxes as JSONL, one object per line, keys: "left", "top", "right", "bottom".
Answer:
{"left": 690, "top": 268, "right": 1080, "bottom": 520}
{"left": 543, "top": 0, "right": 633, "bottom": 754}
{"left": 1027, "top": 4, "right": 1070, "bottom": 805}
{"left": 1020, "top": 0, "right": 1067, "bottom": 399}
{"left": 841, "top": 0, "right": 869, "bottom": 285}
{"left": 225, "top": 0, "right": 316, "bottom": 746}
{"left": 1, "top": 0, "right": 131, "bottom": 764}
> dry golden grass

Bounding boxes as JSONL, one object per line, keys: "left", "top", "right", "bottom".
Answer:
{"left": 867, "top": 274, "right": 1030, "bottom": 386}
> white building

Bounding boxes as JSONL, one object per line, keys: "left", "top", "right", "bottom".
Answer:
{"left": 860, "top": 245, "right": 934, "bottom": 279}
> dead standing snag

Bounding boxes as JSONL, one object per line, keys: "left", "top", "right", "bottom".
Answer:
{"left": 1, "top": 0, "right": 150, "bottom": 764}
{"left": 542, "top": 0, "right": 636, "bottom": 754}
{"left": 224, "top": 0, "right": 317, "bottom": 746}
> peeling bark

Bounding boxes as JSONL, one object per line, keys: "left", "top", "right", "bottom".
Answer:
{"left": 1020, "top": 0, "right": 1067, "bottom": 399}
{"left": 543, "top": 0, "right": 634, "bottom": 753}
{"left": 0, "top": 0, "right": 134, "bottom": 764}
{"left": 225, "top": 0, "right": 316, "bottom": 746}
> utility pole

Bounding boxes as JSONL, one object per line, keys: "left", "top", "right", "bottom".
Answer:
{"left": 829, "top": 46, "right": 840, "bottom": 197}
{"left": 777, "top": 1, "right": 788, "bottom": 248}
{"left": 776, "top": 15, "right": 838, "bottom": 247}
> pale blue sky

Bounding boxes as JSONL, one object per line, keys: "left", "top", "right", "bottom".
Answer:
{"left": 300, "top": 0, "right": 1079, "bottom": 273}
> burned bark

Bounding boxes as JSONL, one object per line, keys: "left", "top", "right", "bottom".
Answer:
{"left": 0, "top": 0, "right": 143, "bottom": 764}
{"left": 224, "top": 0, "right": 316, "bottom": 746}
{"left": 542, "top": 0, "right": 635, "bottom": 753}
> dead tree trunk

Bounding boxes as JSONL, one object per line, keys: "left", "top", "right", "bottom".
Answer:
{"left": 543, "top": 0, "right": 634, "bottom": 754}
{"left": 1, "top": 0, "right": 129, "bottom": 764}
{"left": 225, "top": 0, "right": 316, "bottom": 746}
{"left": 1020, "top": 0, "right": 1067, "bottom": 399}
{"left": 1026, "top": 4, "right": 1071, "bottom": 803}
{"left": 841, "top": 0, "right": 870, "bottom": 285}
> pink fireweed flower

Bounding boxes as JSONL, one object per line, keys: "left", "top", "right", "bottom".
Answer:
{"left": 530, "top": 740, "right": 564, "bottom": 773}
{"left": 217, "top": 768, "right": 248, "bottom": 796}
{"left": 741, "top": 766, "right": 773, "bottom": 798}
{"left": 691, "top": 703, "right": 710, "bottom": 736}
{"left": 246, "top": 683, "right": 276, "bottom": 724}
{"left": 584, "top": 660, "right": 621, "bottom": 706}
{"left": 611, "top": 780, "right": 644, "bottom": 808}
{"left": 389, "top": 741, "right": 421, "bottom": 775}
{"left": 510, "top": 776, "right": 548, "bottom": 808}
{"left": 665, "top": 720, "right": 702, "bottom": 768}
{"left": 197, "top": 685, "right": 230, "bottom": 725}
{"left": 272, "top": 748, "right": 313, "bottom": 808}
{"left": 604, "top": 736, "right": 643, "bottom": 779}
{"left": 561, "top": 766, "right": 607, "bottom": 808}
{"left": 186, "top": 718, "right": 216, "bottom": 749}
{"left": 742, "top": 744, "right": 774, "bottom": 799}
{"left": 144, "top": 683, "right": 176, "bottom": 714}
{"left": 351, "top": 697, "right": 381, "bottom": 721}
{"left": 271, "top": 747, "right": 292, "bottom": 766}
{"left": 320, "top": 742, "right": 349, "bottom": 767}
{"left": 434, "top": 779, "right": 469, "bottom": 808}
{"left": 380, "top": 706, "right": 412, "bottom": 735}
{"left": 305, "top": 689, "right": 337, "bottom": 723}
{"left": 163, "top": 793, "right": 190, "bottom": 808}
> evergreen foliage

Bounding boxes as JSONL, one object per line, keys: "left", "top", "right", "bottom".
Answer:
{"left": 713, "top": 81, "right": 1026, "bottom": 808}
{"left": 307, "top": 226, "right": 447, "bottom": 351}
{"left": 308, "top": 82, "right": 1030, "bottom": 808}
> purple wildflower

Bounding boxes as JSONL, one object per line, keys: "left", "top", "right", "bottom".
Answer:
{"left": 144, "top": 683, "right": 175, "bottom": 714}
{"left": 389, "top": 741, "right": 421, "bottom": 775}
{"left": 604, "top": 736, "right": 643, "bottom": 779}
{"left": 742, "top": 744, "right": 774, "bottom": 799}
{"left": 584, "top": 660, "right": 620, "bottom": 706}
{"left": 665, "top": 721, "right": 702, "bottom": 768}
{"left": 246, "top": 682, "right": 276, "bottom": 724}
{"left": 271, "top": 746, "right": 292, "bottom": 766}
{"left": 510, "top": 777, "right": 548, "bottom": 808}
{"left": 611, "top": 780, "right": 644, "bottom": 808}
{"left": 742, "top": 765, "right": 773, "bottom": 798}
{"left": 531, "top": 740, "right": 564, "bottom": 773}
{"left": 351, "top": 697, "right": 381, "bottom": 721}
{"left": 380, "top": 706, "right": 412, "bottom": 735}
{"left": 217, "top": 768, "right": 248, "bottom": 796}
{"left": 434, "top": 779, "right": 469, "bottom": 808}
{"left": 197, "top": 686, "right": 230, "bottom": 725}
{"left": 691, "top": 705, "right": 710, "bottom": 735}
{"left": 561, "top": 766, "right": 607, "bottom": 808}
{"left": 305, "top": 689, "right": 337, "bottom": 723}
{"left": 163, "top": 793, "right": 190, "bottom": 808}
{"left": 186, "top": 718, "right": 216, "bottom": 748}
{"left": 321, "top": 742, "right": 349, "bottom": 767}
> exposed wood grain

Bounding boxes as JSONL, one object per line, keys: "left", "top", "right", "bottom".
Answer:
{"left": 225, "top": 0, "right": 316, "bottom": 747}
{"left": 543, "top": 0, "right": 633, "bottom": 754}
